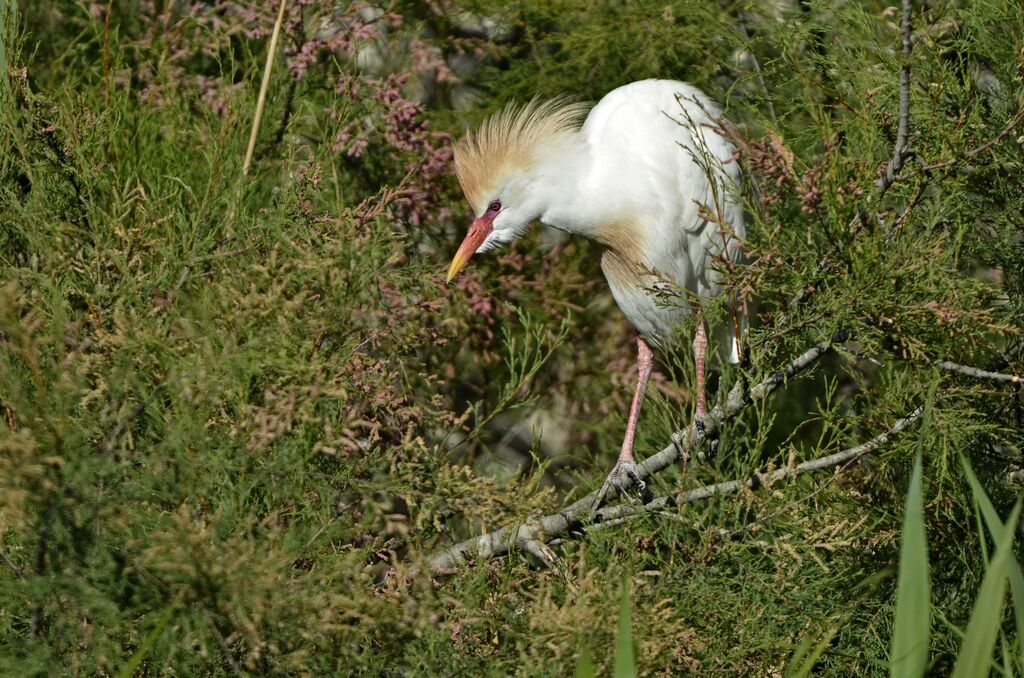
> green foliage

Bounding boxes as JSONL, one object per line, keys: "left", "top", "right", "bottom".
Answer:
{"left": 1, "top": 0, "right": 1023, "bottom": 675}
{"left": 614, "top": 583, "right": 636, "bottom": 678}
{"left": 891, "top": 378, "right": 936, "bottom": 678}
{"left": 575, "top": 640, "right": 596, "bottom": 678}
{"left": 961, "top": 456, "right": 1024, "bottom": 668}
{"left": 886, "top": 451, "right": 1024, "bottom": 678}
{"left": 117, "top": 595, "right": 181, "bottom": 678}
{"left": 786, "top": 625, "right": 839, "bottom": 678}
{"left": 891, "top": 451, "right": 930, "bottom": 678}
{"left": 952, "top": 497, "right": 1021, "bottom": 677}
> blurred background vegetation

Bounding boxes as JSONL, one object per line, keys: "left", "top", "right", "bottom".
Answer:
{"left": 1, "top": 0, "right": 1023, "bottom": 674}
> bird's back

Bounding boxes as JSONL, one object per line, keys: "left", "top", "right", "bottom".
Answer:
{"left": 581, "top": 79, "right": 744, "bottom": 357}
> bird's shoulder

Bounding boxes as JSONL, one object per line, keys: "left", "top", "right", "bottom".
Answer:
{"left": 581, "top": 82, "right": 744, "bottom": 295}
{"left": 582, "top": 79, "right": 720, "bottom": 141}
{"left": 579, "top": 79, "right": 730, "bottom": 194}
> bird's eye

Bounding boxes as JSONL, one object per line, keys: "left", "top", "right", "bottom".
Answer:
{"left": 487, "top": 200, "right": 502, "bottom": 213}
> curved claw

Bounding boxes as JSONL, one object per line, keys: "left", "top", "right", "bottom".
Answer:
{"left": 693, "top": 413, "right": 724, "bottom": 463}
{"left": 708, "top": 436, "right": 721, "bottom": 460}
{"left": 593, "top": 460, "right": 653, "bottom": 511}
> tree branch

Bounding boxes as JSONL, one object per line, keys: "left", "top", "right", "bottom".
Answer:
{"left": 590, "top": 404, "right": 925, "bottom": 529}
{"left": 0, "top": 547, "right": 23, "bottom": 580}
{"left": 935, "top": 360, "right": 1022, "bottom": 384}
{"left": 423, "top": 338, "right": 838, "bottom": 571}
{"left": 876, "top": 0, "right": 913, "bottom": 194}
{"left": 424, "top": 375, "right": 924, "bottom": 572}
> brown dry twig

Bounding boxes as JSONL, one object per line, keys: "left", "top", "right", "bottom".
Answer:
{"left": 915, "top": 105, "right": 1024, "bottom": 175}
{"left": 1, "top": 547, "right": 23, "bottom": 580}
{"left": 243, "top": 0, "right": 289, "bottom": 177}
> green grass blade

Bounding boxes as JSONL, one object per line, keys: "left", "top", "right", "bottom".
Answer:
{"left": 962, "top": 454, "right": 1004, "bottom": 550}
{"left": 0, "top": 5, "right": 7, "bottom": 84}
{"left": 786, "top": 627, "right": 838, "bottom": 678}
{"left": 1000, "top": 631, "right": 1013, "bottom": 678}
{"left": 118, "top": 597, "right": 181, "bottom": 678}
{"left": 891, "top": 451, "right": 930, "bottom": 678}
{"left": 961, "top": 455, "right": 1024, "bottom": 669}
{"left": 0, "top": 0, "right": 15, "bottom": 107}
{"left": 951, "top": 498, "right": 1023, "bottom": 678}
{"left": 614, "top": 583, "right": 636, "bottom": 678}
{"left": 576, "top": 640, "right": 596, "bottom": 678}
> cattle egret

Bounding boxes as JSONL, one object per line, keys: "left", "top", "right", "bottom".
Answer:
{"left": 447, "top": 79, "right": 744, "bottom": 504}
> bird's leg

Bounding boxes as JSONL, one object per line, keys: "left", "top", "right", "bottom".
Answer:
{"left": 693, "top": 312, "right": 721, "bottom": 458}
{"left": 619, "top": 337, "right": 654, "bottom": 465}
{"left": 594, "top": 337, "right": 655, "bottom": 509}
{"left": 693, "top": 314, "right": 709, "bottom": 421}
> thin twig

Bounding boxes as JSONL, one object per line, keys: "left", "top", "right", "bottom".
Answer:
{"left": 935, "top": 360, "right": 1022, "bottom": 383}
{"left": 423, "top": 338, "right": 836, "bottom": 571}
{"left": 785, "top": 258, "right": 831, "bottom": 311}
{"left": 757, "top": 3, "right": 913, "bottom": 310}
{"left": 915, "top": 105, "right": 1024, "bottom": 174}
{"left": 0, "top": 547, "right": 23, "bottom": 580}
{"left": 736, "top": 16, "right": 777, "bottom": 125}
{"left": 750, "top": 310, "right": 826, "bottom": 350}
{"left": 102, "top": 0, "right": 114, "bottom": 107}
{"left": 876, "top": 0, "right": 913, "bottom": 193}
{"left": 834, "top": 343, "right": 884, "bottom": 368}
{"left": 210, "top": 625, "right": 245, "bottom": 676}
{"left": 102, "top": 401, "right": 145, "bottom": 453}
{"left": 242, "top": 0, "right": 288, "bottom": 176}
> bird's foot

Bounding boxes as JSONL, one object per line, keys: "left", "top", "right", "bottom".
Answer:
{"left": 708, "top": 436, "right": 721, "bottom": 460}
{"left": 692, "top": 414, "right": 720, "bottom": 463}
{"left": 593, "top": 459, "right": 653, "bottom": 511}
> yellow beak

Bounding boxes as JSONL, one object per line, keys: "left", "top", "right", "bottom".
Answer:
{"left": 446, "top": 217, "right": 494, "bottom": 283}
{"left": 447, "top": 249, "right": 471, "bottom": 283}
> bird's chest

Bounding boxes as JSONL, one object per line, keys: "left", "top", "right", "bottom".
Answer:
{"left": 599, "top": 249, "right": 693, "bottom": 348}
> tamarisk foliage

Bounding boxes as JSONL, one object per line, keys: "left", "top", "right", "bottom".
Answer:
{"left": 1, "top": 0, "right": 1023, "bottom": 674}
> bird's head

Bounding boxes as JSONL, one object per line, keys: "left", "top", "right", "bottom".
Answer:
{"left": 446, "top": 97, "right": 588, "bottom": 282}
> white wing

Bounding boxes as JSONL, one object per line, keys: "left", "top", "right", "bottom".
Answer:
{"left": 583, "top": 79, "right": 744, "bottom": 358}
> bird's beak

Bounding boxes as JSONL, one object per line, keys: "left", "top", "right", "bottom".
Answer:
{"left": 446, "top": 217, "right": 494, "bottom": 283}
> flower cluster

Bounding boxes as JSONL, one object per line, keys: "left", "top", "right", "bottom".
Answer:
{"left": 108, "top": 1, "right": 458, "bottom": 229}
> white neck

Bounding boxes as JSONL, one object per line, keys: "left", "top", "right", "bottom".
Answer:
{"left": 522, "top": 138, "right": 610, "bottom": 238}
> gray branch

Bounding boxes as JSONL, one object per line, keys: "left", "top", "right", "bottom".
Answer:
{"left": 876, "top": 0, "right": 913, "bottom": 193}
{"left": 424, "top": 357, "right": 924, "bottom": 572}
{"left": 590, "top": 404, "right": 925, "bottom": 528}
{"left": 935, "top": 360, "right": 1022, "bottom": 384}
{"left": 424, "top": 339, "right": 836, "bottom": 571}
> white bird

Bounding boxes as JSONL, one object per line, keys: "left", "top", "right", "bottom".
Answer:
{"left": 446, "top": 79, "right": 744, "bottom": 502}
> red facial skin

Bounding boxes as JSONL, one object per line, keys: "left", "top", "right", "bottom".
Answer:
{"left": 446, "top": 202, "right": 500, "bottom": 282}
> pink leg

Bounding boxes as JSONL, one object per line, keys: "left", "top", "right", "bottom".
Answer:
{"left": 618, "top": 337, "right": 655, "bottom": 464}
{"left": 593, "top": 337, "right": 656, "bottom": 508}
{"left": 693, "top": 317, "right": 708, "bottom": 418}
